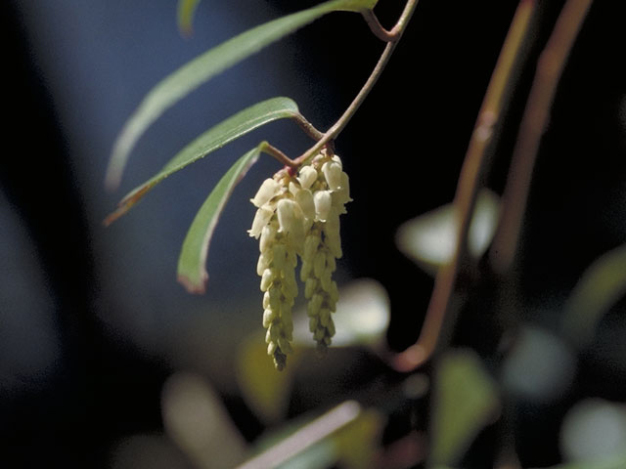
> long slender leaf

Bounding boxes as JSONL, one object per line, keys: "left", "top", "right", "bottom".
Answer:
{"left": 177, "top": 0, "right": 202, "bottom": 36}
{"left": 561, "top": 243, "right": 626, "bottom": 349}
{"left": 177, "top": 146, "right": 261, "bottom": 293}
{"left": 106, "top": 0, "right": 378, "bottom": 190}
{"left": 104, "top": 97, "right": 299, "bottom": 225}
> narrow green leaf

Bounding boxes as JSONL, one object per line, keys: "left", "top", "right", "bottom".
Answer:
{"left": 430, "top": 349, "right": 499, "bottom": 466}
{"left": 106, "top": 0, "right": 378, "bottom": 190}
{"left": 561, "top": 243, "right": 626, "bottom": 349}
{"left": 177, "top": 146, "right": 261, "bottom": 293}
{"left": 177, "top": 0, "right": 201, "bottom": 36}
{"left": 104, "top": 97, "right": 298, "bottom": 226}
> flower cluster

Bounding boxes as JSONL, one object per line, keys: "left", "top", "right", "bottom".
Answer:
{"left": 248, "top": 151, "right": 351, "bottom": 369}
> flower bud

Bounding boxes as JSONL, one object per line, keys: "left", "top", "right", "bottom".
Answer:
{"left": 248, "top": 207, "right": 273, "bottom": 238}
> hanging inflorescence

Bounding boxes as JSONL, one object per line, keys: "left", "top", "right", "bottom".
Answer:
{"left": 248, "top": 150, "right": 351, "bottom": 370}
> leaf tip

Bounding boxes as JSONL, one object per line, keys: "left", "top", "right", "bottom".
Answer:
{"left": 178, "top": 272, "right": 208, "bottom": 295}
{"left": 103, "top": 206, "right": 129, "bottom": 227}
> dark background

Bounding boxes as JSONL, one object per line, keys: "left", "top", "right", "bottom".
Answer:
{"left": 1, "top": 0, "right": 625, "bottom": 467}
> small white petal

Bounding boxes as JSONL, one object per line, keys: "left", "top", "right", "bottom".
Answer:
{"left": 259, "top": 223, "right": 277, "bottom": 252}
{"left": 251, "top": 178, "right": 280, "bottom": 207}
{"left": 260, "top": 268, "right": 274, "bottom": 291}
{"left": 263, "top": 308, "right": 275, "bottom": 328}
{"left": 300, "top": 260, "right": 312, "bottom": 282}
{"left": 256, "top": 252, "right": 270, "bottom": 276}
{"left": 272, "top": 244, "right": 287, "bottom": 271}
{"left": 295, "top": 188, "right": 316, "bottom": 222}
{"left": 313, "top": 250, "right": 326, "bottom": 278}
{"left": 319, "top": 308, "right": 331, "bottom": 327}
{"left": 324, "top": 213, "right": 342, "bottom": 258}
{"left": 307, "top": 293, "right": 323, "bottom": 317}
{"left": 305, "top": 277, "right": 317, "bottom": 299}
{"left": 320, "top": 270, "right": 333, "bottom": 292}
{"left": 282, "top": 268, "right": 298, "bottom": 299}
{"left": 304, "top": 233, "right": 321, "bottom": 262}
{"left": 268, "top": 286, "right": 281, "bottom": 312}
{"left": 248, "top": 207, "right": 273, "bottom": 238}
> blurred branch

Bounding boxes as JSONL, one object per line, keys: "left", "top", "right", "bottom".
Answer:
{"left": 490, "top": 0, "right": 594, "bottom": 275}
{"left": 392, "top": 0, "right": 537, "bottom": 372}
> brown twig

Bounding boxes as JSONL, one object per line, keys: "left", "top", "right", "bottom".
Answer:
{"left": 392, "top": 0, "right": 537, "bottom": 373}
{"left": 260, "top": 141, "right": 298, "bottom": 168}
{"left": 490, "top": 0, "right": 594, "bottom": 275}
{"left": 294, "top": 0, "right": 420, "bottom": 166}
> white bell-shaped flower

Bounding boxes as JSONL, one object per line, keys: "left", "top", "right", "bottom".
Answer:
{"left": 298, "top": 165, "right": 317, "bottom": 190}
{"left": 313, "top": 190, "right": 332, "bottom": 222}
{"left": 322, "top": 160, "right": 343, "bottom": 191}
{"left": 251, "top": 178, "right": 280, "bottom": 207}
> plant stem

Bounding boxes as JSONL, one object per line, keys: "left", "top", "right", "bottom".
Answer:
{"left": 292, "top": 112, "right": 325, "bottom": 141}
{"left": 489, "top": 0, "right": 594, "bottom": 275}
{"left": 260, "top": 141, "right": 298, "bottom": 168}
{"left": 294, "top": 0, "right": 420, "bottom": 166}
{"left": 392, "top": 0, "right": 537, "bottom": 373}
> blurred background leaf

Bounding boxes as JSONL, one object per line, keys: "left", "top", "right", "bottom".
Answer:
{"left": 177, "top": 0, "right": 202, "bottom": 36}
{"left": 430, "top": 349, "right": 499, "bottom": 467}
{"left": 561, "top": 243, "right": 626, "bottom": 349}
{"left": 293, "top": 278, "right": 390, "bottom": 348}
{"left": 396, "top": 189, "right": 500, "bottom": 275}
{"left": 161, "top": 372, "right": 247, "bottom": 468}
{"left": 236, "top": 334, "right": 300, "bottom": 424}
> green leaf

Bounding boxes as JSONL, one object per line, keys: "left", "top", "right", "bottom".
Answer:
{"left": 396, "top": 189, "right": 500, "bottom": 276}
{"left": 561, "top": 243, "right": 626, "bottom": 349}
{"left": 430, "top": 349, "right": 499, "bottom": 466}
{"left": 177, "top": 0, "right": 201, "bottom": 37}
{"left": 177, "top": 146, "right": 261, "bottom": 293}
{"left": 104, "top": 97, "right": 299, "bottom": 225}
{"left": 105, "top": 0, "right": 378, "bottom": 190}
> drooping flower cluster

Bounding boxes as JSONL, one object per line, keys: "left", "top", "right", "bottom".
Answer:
{"left": 248, "top": 151, "right": 351, "bottom": 369}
